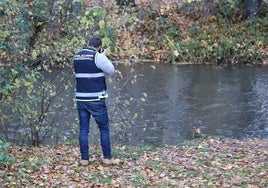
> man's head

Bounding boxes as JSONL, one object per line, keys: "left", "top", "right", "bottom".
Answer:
{"left": 88, "top": 36, "right": 102, "bottom": 48}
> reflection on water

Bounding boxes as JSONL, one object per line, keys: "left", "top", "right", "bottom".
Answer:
{"left": 2, "top": 64, "right": 268, "bottom": 146}
{"left": 110, "top": 64, "right": 268, "bottom": 146}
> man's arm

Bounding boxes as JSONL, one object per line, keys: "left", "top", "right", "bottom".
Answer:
{"left": 95, "top": 52, "right": 114, "bottom": 75}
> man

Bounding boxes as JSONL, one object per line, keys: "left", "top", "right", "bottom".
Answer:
{"left": 73, "top": 36, "right": 119, "bottom": 166}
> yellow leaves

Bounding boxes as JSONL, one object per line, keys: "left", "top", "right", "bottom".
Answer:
{"left": 84, "top": 10, "right": 90, "bottom": 17}
{"left": 28, "top": 156, "right": 39, "bottom": 162}
{"left": 7, "top": 96, "right": 13, "bottom": 102}
{"left": 141, "top": 92, "right": 147, "bottom": 102}
{"left": 49, "top": 90, "right": 56, "bottom": 97}
{"left": 209, "top": 15, "right": 217, "bottom": 22}
{"left": 222, "top": 164, "right": 235, "bottom": 170}
{"left": 97, "top": 165, "right": 104, "bottom": 173}
{"left": 133, "top": 112, "right": 138, "bottom": 119}
{"left": 183, "top": 35, "right": 192, "bottom": 42}
{"left": 14, "top": 78, "right": 21, "bottom": 87}
{"left": 102, "top": 37, "right": 112, "bottom": 47}
{"left": 207, "top": 181, "right": 217, "bottom": 187}
{"left": 31, "top": 49, "right": 38, "bottom": 59}
{"left": 26, "top": 83, "right": 34, "bottom": 96}
{"left": 24, "top": 81, "right": 32, "bottom": 87}
{"left": 173, "top": 49, "right": 179, "bottom": 57}
{"left": 36, "top": 21, "right": 45, "bottom": 26}
{"left": 28, "top": 10, "right": 33, "bottom": 16}
{"left": 80, "top": 16, "right": 90, "bottom": 28}
{"left": 142, "top": 92, "right": 147, "bottom": 98}
{"left": 71, "top": 36, "right": 80, "bottom": 44}
{"left": 99, "top": 20, "right": 105, "bottom": 28}
{"left": 150, "top": 65, "right": 156, "bottom": 70}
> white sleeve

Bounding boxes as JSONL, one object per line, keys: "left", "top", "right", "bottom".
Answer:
{"left": 95, "top": 53, "right": 115, "bottom": 75}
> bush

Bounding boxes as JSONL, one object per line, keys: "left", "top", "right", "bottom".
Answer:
{"left": 168, "top": 0, "right": 268, "bottom": 64}
{"left": 0, "top": 140, "right": 15, "bottom": 169}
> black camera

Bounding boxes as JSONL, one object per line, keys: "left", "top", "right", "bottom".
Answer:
{"left": 98, "top": 47, "right": 105, "bottom": 53}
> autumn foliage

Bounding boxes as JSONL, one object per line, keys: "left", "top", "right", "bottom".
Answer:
{"left": 1, "top": 0, "right": 268, "bottom": 67}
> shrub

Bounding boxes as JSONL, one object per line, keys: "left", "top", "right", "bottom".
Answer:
{"left": 168, "top": 0, "right": 268, "bottom": 64}
{"left": 0, "top": 140, "right": 15, "bottom": 169}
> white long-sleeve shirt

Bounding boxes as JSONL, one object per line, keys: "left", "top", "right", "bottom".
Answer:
{"left": 95, "top": 52, "right": 114, "bottom": 75}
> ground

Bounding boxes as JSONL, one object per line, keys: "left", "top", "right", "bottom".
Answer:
{"left": 1, "top": 136, "right": 267, "bottom": 187}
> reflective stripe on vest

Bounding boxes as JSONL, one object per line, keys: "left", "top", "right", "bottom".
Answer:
{"left": 75, "top": 91, "right": 106, "bottom": 98}
{"left": 75, "top": 73, "right": 105, "bottom": 78}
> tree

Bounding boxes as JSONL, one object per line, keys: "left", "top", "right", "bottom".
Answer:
{"left": 0, "top": 1, "right": 121, "bottom": 146}
{"left": 243, "top": 0, "right": 262, "bottom": 20}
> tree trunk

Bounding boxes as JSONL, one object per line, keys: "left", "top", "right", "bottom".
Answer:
{"left": 243, "top": 0, "right": 262, "bottom": 20}
{"left": 116, "top": 0, "right": 136, "bottom": 6}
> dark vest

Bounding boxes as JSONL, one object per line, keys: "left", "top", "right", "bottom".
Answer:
{"left": 73, "top": 48, "right": 107, "bottom": 100}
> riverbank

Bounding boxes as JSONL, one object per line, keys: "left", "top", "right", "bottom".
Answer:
{"left": 109, "top": 1, "right": 268, "bottom": 65}
{"left": 1, "top": 136, "right": 267, "bottom": 187}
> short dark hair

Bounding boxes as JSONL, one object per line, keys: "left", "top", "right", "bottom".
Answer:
{"left": 88, "top": 36, "right": 102, "bottom": 48}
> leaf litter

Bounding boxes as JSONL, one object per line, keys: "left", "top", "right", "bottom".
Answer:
{"left": 1, "top": 136, "right": 267, "bottom": 187}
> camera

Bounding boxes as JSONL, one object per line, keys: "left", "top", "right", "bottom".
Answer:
{"left": 98, "top": 47, "right": 105, "bottom": 53}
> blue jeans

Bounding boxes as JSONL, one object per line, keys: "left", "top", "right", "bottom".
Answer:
{"left": 77, "top": 100, "right": 112, "bottom": 160}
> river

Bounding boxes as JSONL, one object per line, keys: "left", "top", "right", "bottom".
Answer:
{"left": 2, "top": 63, "right": 268, "bottom": 146}
{"left": 108, "top": 64, "right": 268, "bottom": 146}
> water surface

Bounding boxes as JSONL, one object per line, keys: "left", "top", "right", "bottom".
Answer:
{"left": 108, "top": 64, "right": 268, "bottom": 146}
{"left": 2, "top": 64, "right": 268, "bottom": 146}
